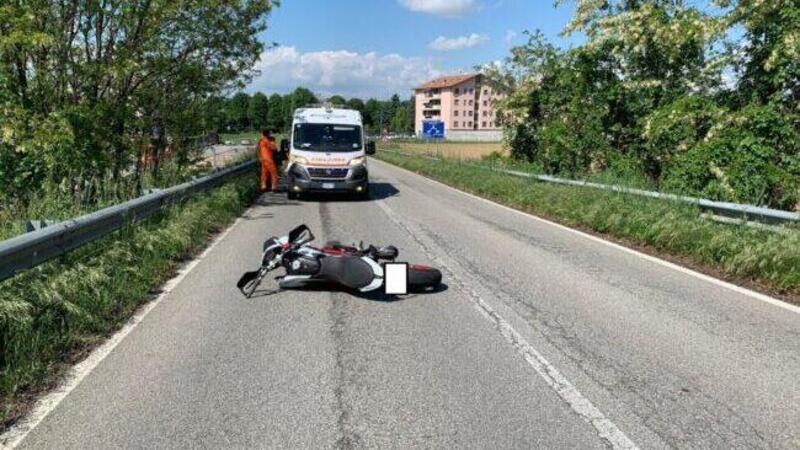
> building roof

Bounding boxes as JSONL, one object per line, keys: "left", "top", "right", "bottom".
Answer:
{"left": 415, "top": 73, "right": 479, "bottom": 91}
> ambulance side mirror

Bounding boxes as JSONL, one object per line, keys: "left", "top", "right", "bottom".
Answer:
{"left": 366, "top": 141, "right": 376, "bottom": 155}
{"left": 280, "top": 139, "right": 290, "bottom": 153}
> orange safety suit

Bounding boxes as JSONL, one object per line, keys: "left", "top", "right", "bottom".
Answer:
{"left": 258, "top": 137, "right": 279, "bottom": 192}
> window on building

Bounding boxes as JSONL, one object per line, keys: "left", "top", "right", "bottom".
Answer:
{"left": 469, "top": 100, "right": 473, "bottom": 106}
{"left": 454, "top": 99, "right": 459, "bottom": 105}
{"left": 468, "top": 121, "right": 472, "bottom": 127}
{"left": 484, "top": 89, "right": 489, "bottom": 95}
{"left": 454, "top": 121, "right": 459, "bottom": 128}
{"left": 455, "top": 88, "right": 460, "bottom": 95}
{"left": 482, "top": 121, "right": 487, "bottom": 127}
{"left": 454, "top": 110, "right": 459, "bottom": 116}
{"left": 483, "top": 101, "right": 488, "bottom": 106}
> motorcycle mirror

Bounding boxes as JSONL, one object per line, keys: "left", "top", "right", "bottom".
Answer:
{"left": 288, "top": 224, "right": 314, "bottom": 245}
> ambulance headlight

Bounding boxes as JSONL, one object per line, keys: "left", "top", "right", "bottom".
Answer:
{"left": 289, "top": 155, "right": 309, "bottom": 165}
{"left": 349, "top": 156, "right": 366, "bottom": 167}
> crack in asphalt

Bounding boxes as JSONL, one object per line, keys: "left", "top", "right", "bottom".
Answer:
{"left": 320, "top": 202, "right": 362, "bottom": 450}
{"left": 420, "top": 220, "right": 776, "bottom": 449}
{"left": 417, "top": 210, "right": 775, "bottom": 449}
{"left": 374, "top": 198, "right": 640, "bottom": 450}
{"left": 387, "top": 178, "right": 775, "bottom": 449}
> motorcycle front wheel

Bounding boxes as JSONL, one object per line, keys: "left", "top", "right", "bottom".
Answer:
{"left": 407, "top": 265, "right": 443, "bottom": 292}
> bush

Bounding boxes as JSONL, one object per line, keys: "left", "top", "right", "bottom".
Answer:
{"left": 507, "top": 124, "right": 537, "bottom": 161}
{"left": 642, "top": 95, "right": 724, "bottom": 179}
{"left": 538, "top": 105, "right": 611, "bottom": 176}
{"left": 664, "top": 103, "right": 800, "bottom": 208}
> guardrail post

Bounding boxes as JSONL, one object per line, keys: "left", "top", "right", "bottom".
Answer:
{"left": 25, "top": 220, "right": 56, "bottom": 233}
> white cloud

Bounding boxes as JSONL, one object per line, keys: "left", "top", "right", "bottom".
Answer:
{"left": 428, "top": 33, "right": 490, "bottom": 51}
{"left": 247, "top": 46, "right": 441, "bottom": 99}
{"left": 398, "top": 0, "right": 479, "bottom": 17}
{"left": 505, "top": 30, "right": 517, "bottom": 44}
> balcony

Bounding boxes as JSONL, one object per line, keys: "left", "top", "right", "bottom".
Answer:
{"left": 424, "top": 89, "right": 441, "bottom": 99}
{"left": 423, "top": 99, "right": 441, "bottom": 109}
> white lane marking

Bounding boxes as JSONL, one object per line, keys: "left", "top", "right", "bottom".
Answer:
{"left": 0, "top": 213, "right": 249, "bottom": 449}
{"left": 376, "top": 199, "right": 639, "bottom": 450}
{"left": 372, "top": 158, "right": 800, "bottom": 315}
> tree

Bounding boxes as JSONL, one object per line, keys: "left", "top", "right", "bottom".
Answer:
{"left": 249, "top": 92, "right": 270, "bottom": 130}
{"left": 716, "top": 0, "right": 800, "bottom": 111}
{"left": 365, "top": 99, "right": 382, "bottom": 132}
{"left": 204, "top": 96, "right": 229, "bottom": 132}
{"left": 406, "top": 96, "right": 416, "bottom": 132}
{"left": 346, "top": 98, "right": 366, "bottom": 122}
{"left": 290, "top": 88, "right": 318, "bottom": 109}
{"left": 390, "top": 106, "right": 409, "bottom": 133}
{"left": 266, "top": 94, "right": 285, "bottom": 131}
{"left": 283, "top": 87, "right": 318, "bottom": 129}
{"left": 328, "top": 95, "right": 347, "bottom": 105}
{"left": 229, "top": 93, "right": 252, "bottom": 131}
{"left": 386, "top": 94, "right": 401, "bottom": 120}
{"left": 0, "top": 0, "right": 278, "bottom": 202}
{"left": 481, "top": 0, "right": 799, "bottom": 208}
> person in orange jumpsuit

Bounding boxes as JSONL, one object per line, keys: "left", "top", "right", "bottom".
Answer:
{"left": 258, "top": 129, "right": 279, "bottom": 192}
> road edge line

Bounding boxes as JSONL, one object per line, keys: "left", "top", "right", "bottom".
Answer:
{"left": 376, "top": 199, "right": 640, "bottom": 450}
{"left": 0, "top": 212, "right": 250, "bottom": 449}
{"left": 372, "top": 157, "right": 800, "bottom": 316}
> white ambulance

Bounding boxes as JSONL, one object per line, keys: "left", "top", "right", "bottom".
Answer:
{"left": 282, "top": 106, "right": 376, "bottom": 200}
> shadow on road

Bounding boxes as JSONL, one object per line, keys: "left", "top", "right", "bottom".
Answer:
{"left": 242, "top": 190, "right": 302, "bottom": 220}
{"left": 297, "top": 182, "right": 400, "bottom": 203}
{"left": 254, "top": 190, "right": 302, "bottom": 207}
{"left": 368, "top": 182, "right": 400, "bottom": 201}
{"left": 245, "top": 282, "right": 449, "bottom": 303}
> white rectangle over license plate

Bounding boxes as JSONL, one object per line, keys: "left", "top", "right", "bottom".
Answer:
{"left": 384, "top": 263, "right": 408, "bottom": 295}
{"left": 322, "top": 183, "right": 335, "bottom": 189}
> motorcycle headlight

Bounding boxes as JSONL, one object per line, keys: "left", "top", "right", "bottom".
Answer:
{"left": 349, "top": 156, "right": 366, "bottom": 166}
{"left": 290, "top": 155, "right": 309, "bottom": 165}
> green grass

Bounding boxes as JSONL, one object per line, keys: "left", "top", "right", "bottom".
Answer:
{"left": 0, "top": 174, "right": 257, "bottom": 428}
{"left": 0, "top": 154, "right": 254, "bottom": 242}
{"left": 377, "top": 151, "right": 800, "bottom": 297}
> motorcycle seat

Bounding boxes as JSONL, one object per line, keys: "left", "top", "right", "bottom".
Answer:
{"left": 319, "top": 256, "right": 375, "bottom": 290}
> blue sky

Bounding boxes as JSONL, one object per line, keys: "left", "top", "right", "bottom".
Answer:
{"left": 247, "top": 0, "right": 579, "bottom": 99}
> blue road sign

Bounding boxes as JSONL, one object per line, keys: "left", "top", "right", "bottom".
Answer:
{"left": 422, "top": 120, "right": 445, "bottom": 139}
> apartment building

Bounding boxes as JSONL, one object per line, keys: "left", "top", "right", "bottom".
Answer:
{"left": 414, "top": 73, "right": 505, "bottom": 141}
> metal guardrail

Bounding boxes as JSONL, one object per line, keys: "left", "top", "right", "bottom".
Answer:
{"left": 380, "top": 149, "right": 800, "bottom": 226}
{"left": 0, "top": 159, "right": 256, "bottom": 282}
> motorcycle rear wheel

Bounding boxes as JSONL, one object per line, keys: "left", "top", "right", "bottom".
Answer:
{"left": 407, "top": 265, "right": 442, "bottom": 292}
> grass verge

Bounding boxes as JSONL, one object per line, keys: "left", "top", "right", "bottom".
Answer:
{"left": 0, "top": 155, "right": 254, "bottom": 242}
{"left": 0, "top": 174, "right": 257, "bottom": 429}
{"left": 378, "top": 141, "right": 505, "bottom": 160}
{"left": 377, "top": 151, "right": 800, "bottom": 301}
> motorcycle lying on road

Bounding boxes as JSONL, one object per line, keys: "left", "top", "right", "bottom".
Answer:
{"left": 237, "top": 224, "right": 442, "bottom": 298}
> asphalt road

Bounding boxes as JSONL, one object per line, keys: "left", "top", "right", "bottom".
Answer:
{"left": 10, "top": 159, "right": 800, "bottom": 449}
